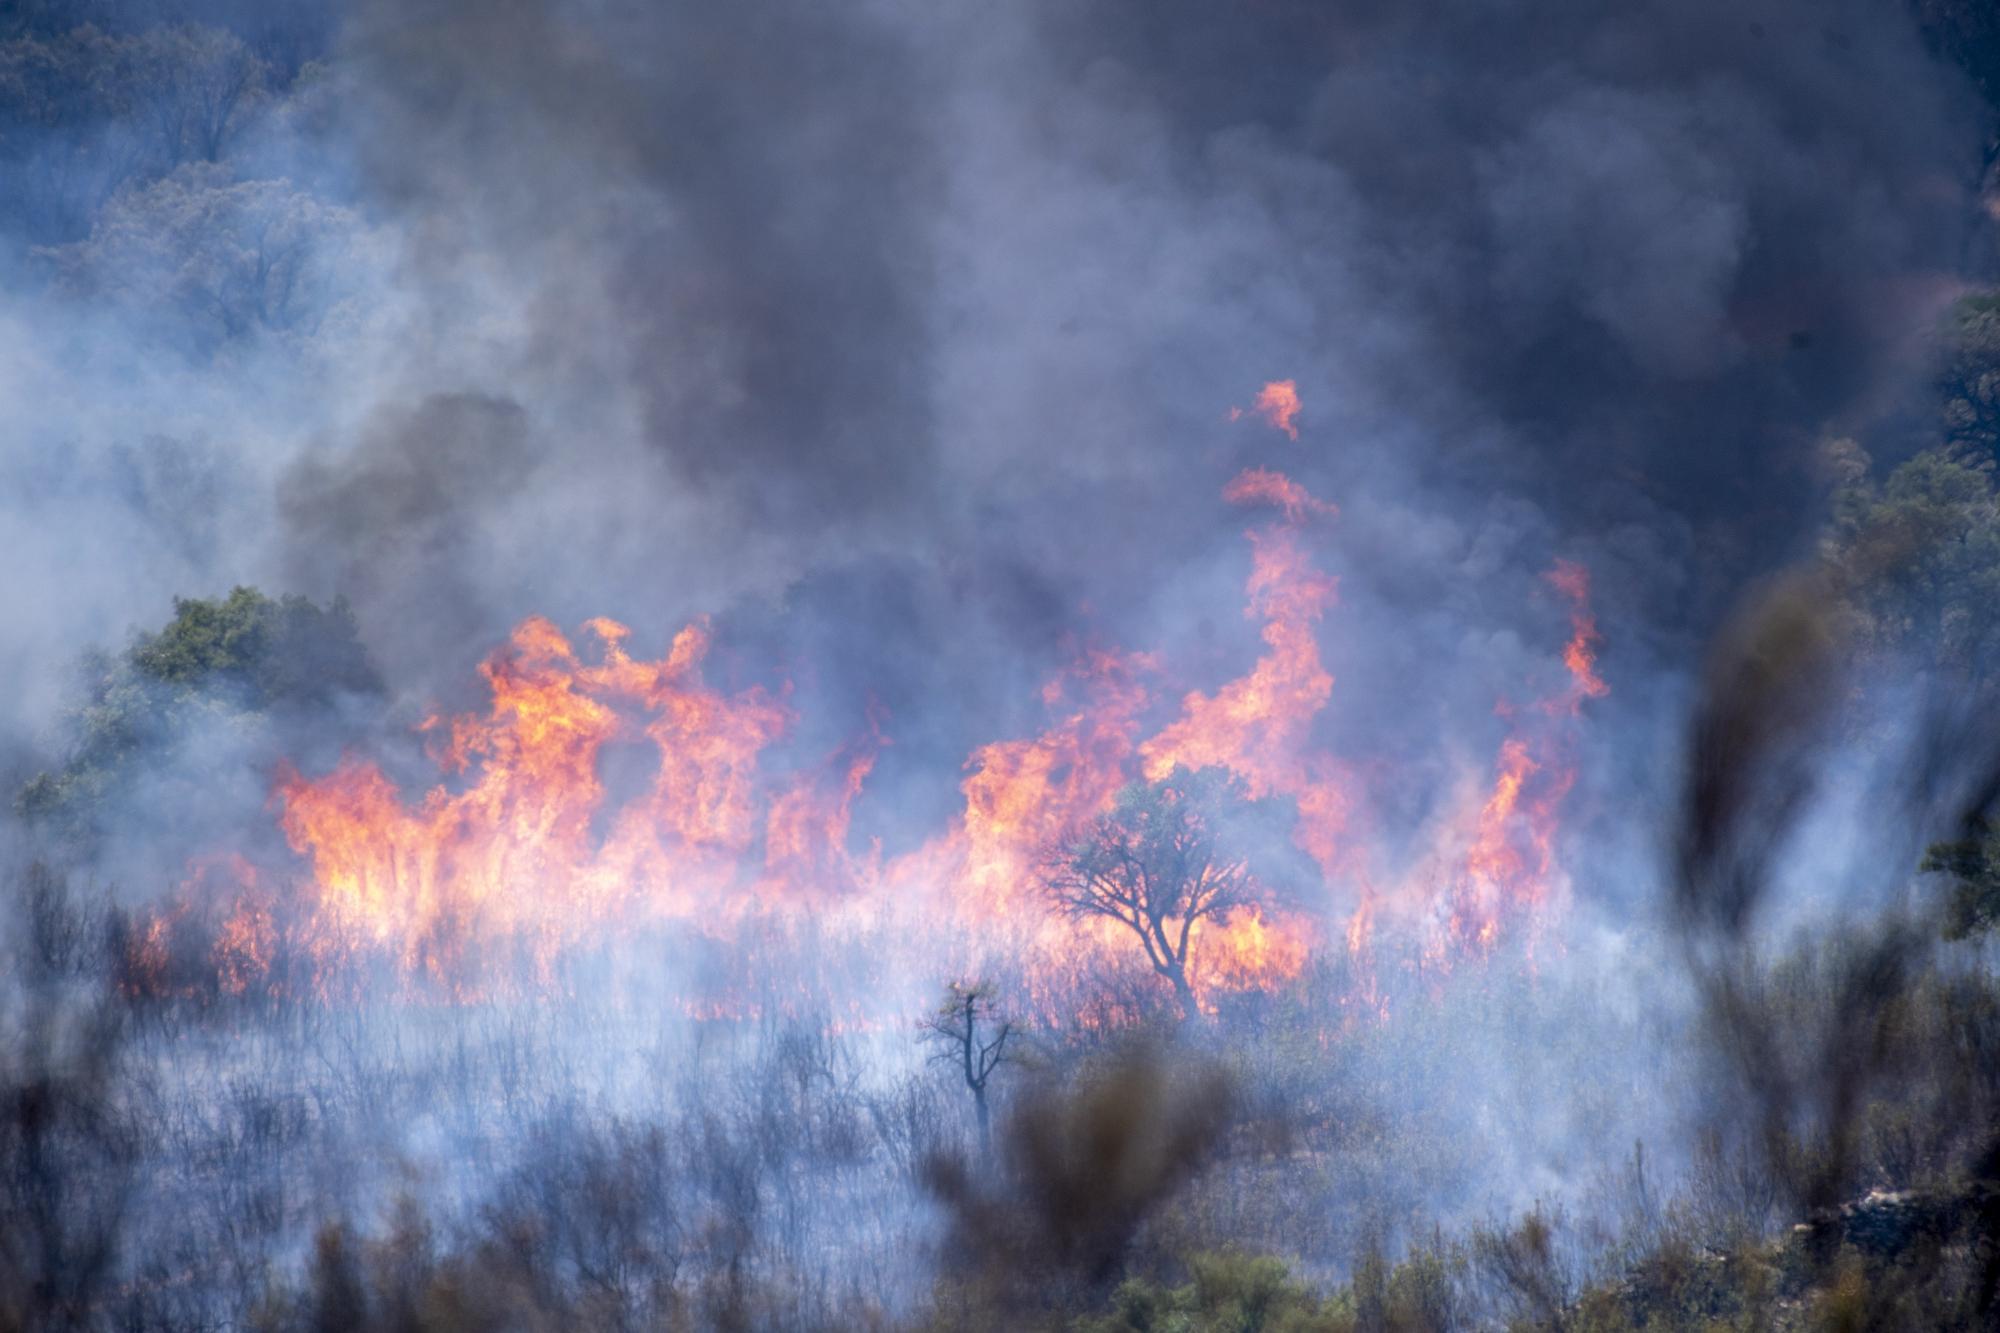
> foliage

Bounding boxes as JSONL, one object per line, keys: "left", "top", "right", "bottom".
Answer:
{"left": 1938, "top": 295, "right": 2000, "bottom": 458}
{"left": 0, "top": 11, "right": 1993, "bottom": 1328}
{"left": 1820, "top": 439, "right": 2000, "bottom": 677}
{"left": 1076, "top": 1250, "right": 1352, "bottom": 1333}
{"left": 1072, "top": 1243, "right": 1467, "bottom": 1333}
{"left": 1466, "top": 1206, "right": 1583, "bottom": 1330}
{"left": 16, "top": 586, "right": 381, "bottom": 841}
{"left": 1919, "top": 819, "right": 2000, "bottom": 938}
{"left": 1666, "top": 558, "right": 2000, "bottom": 1328}
{"left": 0, "top": 23, "right": 270, "bottom": 244}
{"left": 1814, "top": 433, "right": 2000, "bottom": 936}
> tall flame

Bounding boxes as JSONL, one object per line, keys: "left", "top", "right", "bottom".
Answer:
{"left": 1545, "top": 558, "right": 1609, "bottom": 711}
{"left": 1142, "top": 468, "right": 1348, "bottom": 881}
{"left": 273, "top": 615, "right": 793, "bottom": 987}
{"left": 1438, "top": 561, "right": 1609, "bottom": 956}
{"left": 143, "top": 460, "right": 1609, "bottom": 1020}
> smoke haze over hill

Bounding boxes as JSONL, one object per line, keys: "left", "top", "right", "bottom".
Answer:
{"left": 4, "top": 1, "right": 2000, "bottom": 1328}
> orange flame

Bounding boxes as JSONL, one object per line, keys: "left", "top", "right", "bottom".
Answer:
{"left": 1142, "top": 470, "right": 1350, "bottom": 883}
{"left": 1439, "top": 560, "right": 1608, "bottom": 956}
{"left": 1192, "top": 905, "right": 1309, "bottom": 1002}
{"left": 923, "top": 645, "right": 1156, "bottom": 919}
{"left": 1545, "top": 558, "right": 1610, "bottom": 711}
{"left": 272, "top": 615, "right": 797, "bottom": 989}
{"left": 1230, "top": 380, "right": 1303, "bottom": 439}
{"left": 146, "top": 478, "right": 1608, "bottom": 1023}
{"left": 888, "top": 470, "right": 1347, "bottom": 1004}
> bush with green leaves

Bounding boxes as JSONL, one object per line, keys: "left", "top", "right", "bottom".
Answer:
{"left": 16, "top": 585, "right": 380, "bottom": 844}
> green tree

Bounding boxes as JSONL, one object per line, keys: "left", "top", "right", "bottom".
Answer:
{"left": 0, "top": 25, "right": 155, "bottom": 241}
{"left": 1920, "top": 821, "right": 2000, "bottom": 939}
{"left": 1939, "top": 296, "right": 2000, "bottom": 459}
{"left": 128, "top": 24, "right": 266, "bottom": 165}
{"left": 16, "top": 586, "right": 381, "bottom": 840}
{"left": 1077, "top": 1250, "right": 1350, "bottom": 1333}
{"left": 1819, "top": 444, "right": 2000, "bottom": 933}
{"left": 0, "top": 24, "right": 271, "bottom": 244}
{"left": 1820, "top": 440, "right": 2000, "bottom": 678}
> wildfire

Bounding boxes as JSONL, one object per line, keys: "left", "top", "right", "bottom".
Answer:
{"left": 914, "top": 645, "right": 1156, "bottom": 919}
{"left": 270, "top": 615, "right": 798, "bottom": 988}
{"left": 1545, "top": 559, "right": 1610, "bottom": 711}
{"left": 1438, "top": 561, "right": 1609, "bottom": 956}
{"left": 1142, "top": 467, "right": 1348, "bottom": 882}
{"left": 1229, "top": 380, "right": 1303, "bottom": 439}
{"left": 137, "top": 468, "right": 1610, "bottom": 1022}
{"left": 1192, "top": 905, "right": 1310, "bottom": 1003}
{"left": 760, "top": 702, "right": 884, "bottom": 897}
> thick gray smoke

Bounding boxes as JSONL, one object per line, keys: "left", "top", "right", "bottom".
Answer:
{"left": 3, "top": 7, "right": 1998, "bottom": 1322}
{"left": 329, "top": 0, "right": 1987, "bottom": 866}
{"left": 7, "top": 0, "right": 1985, "bottom": 861}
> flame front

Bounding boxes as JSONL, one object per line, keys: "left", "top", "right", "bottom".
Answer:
{"left": 272, "top": 616, "right": 792, "bottom": 989}
{"left": 148, "top": 462, "right": 1609, "bottom": 1017}
{"left": 1546, "top": 559, "right": 1610, "bottom": 710}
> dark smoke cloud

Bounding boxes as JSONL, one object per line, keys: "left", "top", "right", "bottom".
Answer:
{"left": 1007, "top": 0, "right": 1981, "bottom": 582}
{"left": 299, "top": 0, "right": 1983, "bottom": 647}
{"left": 279, "top": 393, "right": 538, "bottom": 692}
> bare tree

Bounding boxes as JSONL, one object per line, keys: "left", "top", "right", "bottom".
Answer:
{"left": 1043, "top": 766, "right": 1265, "bottom": 1023}
{"left": 920, "top": 982, "right": 1017, "bottom": 1159}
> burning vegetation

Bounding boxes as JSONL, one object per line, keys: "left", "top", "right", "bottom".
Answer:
{"left": 6, "top": 1, "right": 2000, "bottom": 1330}
{"left": 105, "top": 470, "right": 1607, "bottom": 1022}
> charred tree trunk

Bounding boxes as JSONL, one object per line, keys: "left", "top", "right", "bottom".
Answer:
{"left": 1169, "top": 965, "right": 1200, "bottom": 1027}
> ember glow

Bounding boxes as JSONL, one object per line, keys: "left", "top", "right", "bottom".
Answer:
{"left": 151, "top": 467, "right": 1608, "bottom": 1015}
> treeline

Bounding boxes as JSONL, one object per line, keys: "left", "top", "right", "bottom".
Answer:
{"left": 0, "top": 0, "right": 363, "bottom": 356}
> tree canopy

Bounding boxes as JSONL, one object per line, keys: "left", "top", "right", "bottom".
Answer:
{"left": 1920, "top": 820, "right": 2000, "bottom": 939}
{"left": 16, "top": 586, "right": 381, "bottom": 842}
{"left": 1820, "top": 439, "right": 2000, "bottom": 677}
